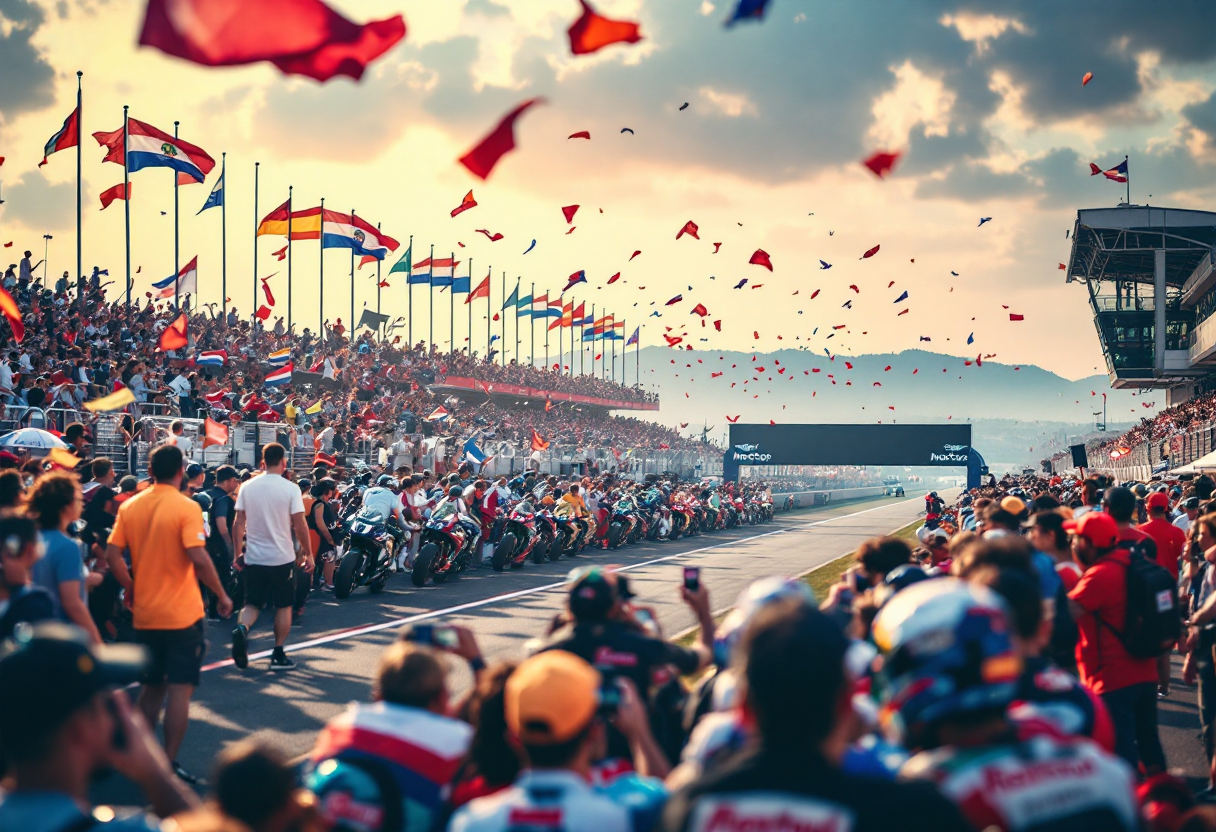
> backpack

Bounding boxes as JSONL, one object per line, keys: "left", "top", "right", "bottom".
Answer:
{"left": 1109, "top": 539, "right": 1180, "bottom": 658}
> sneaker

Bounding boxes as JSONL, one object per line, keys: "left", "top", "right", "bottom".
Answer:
{"left": 231, "top": 624, "right": 249, "bottom": 670}
{"left": 270, "top": 649, "right": 295, "bottom": 671}
{"left": 172, "top": 761, "right": 200, "bottom": 785}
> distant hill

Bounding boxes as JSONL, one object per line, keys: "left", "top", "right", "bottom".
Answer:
{"left": 622, "top": 347, "right": 1148, "bottom": 468}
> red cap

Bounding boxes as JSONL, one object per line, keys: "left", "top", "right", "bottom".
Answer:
{"left": 1146, "top": 492, "right": 1170, "bottom": 510}
{"left": 1063, "top": 511, "right": 1118, "bottom": 548}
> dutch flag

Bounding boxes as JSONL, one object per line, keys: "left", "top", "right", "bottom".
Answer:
{"left": 264, "top": 362, "right": 293, "bottom": 386}
{"left": 196, "top": 350, "right": 227, "bottom": 367}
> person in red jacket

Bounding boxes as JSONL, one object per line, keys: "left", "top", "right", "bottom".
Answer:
{"left": 1139, "top": 491, "right": 1188, "bottom": 697}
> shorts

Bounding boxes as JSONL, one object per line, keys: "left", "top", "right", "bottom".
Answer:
{"left": 135, "top": 619, "right": 206, "bottom": 687}
{"left": 243, "top": 562, "right": 296, "bottom": 610}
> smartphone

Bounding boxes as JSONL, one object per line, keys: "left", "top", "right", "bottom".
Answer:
{"left": 683, "top": 566, "right": 700, "bottom": 593}
{"left": 852, "top": 571, "right": 869, "bottom": 593}
{"left": 598, "top": 677, "right": 622, "bottom": 714}
{"left": 410, "top": 624, "right": 459, "bottom": 649}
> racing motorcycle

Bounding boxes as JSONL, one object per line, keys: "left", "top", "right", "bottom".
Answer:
{"left": 493, "top": 501, "right": 544, "bottom": 570}
{"left": 413, "top": 506, "right": 479, "bottom": 587}
{"left": 333, "top": 508, "right": 395, "bottom": 600}
{"left": 605, "top": 496, "right": 639, "bottom": 550}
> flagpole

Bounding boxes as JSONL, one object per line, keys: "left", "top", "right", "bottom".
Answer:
{"left": 406, "top": 234, "right": 413, "bottom": 349}
{"left": 558, "top": 306, "right": 563, "bottom": 377}
{"left": 428, "top": 244, "right": 434, "bottom": 350}
{"left": 123, "top": 105, "right": 131, "bottom": 315}
{"left": 286, "top": 185, "right": 293, "bottom": 336}
{"left": 485, "top": 271, "right": 491, "bottom": 362}
{"left": 318, "top": 197, "right": 325, "bottom": 346}
{"left": 467, "top": 263, "right": 474, "bottom": 356}
{"left": 530, "top": 282, "right": 535, "bottom": 369}
{"left": 349, "top": 208, "right": 356, "bottom": 341}
{"left": 220, "top": 153, "right": 227, "bottom": 321}
{"left": 585, "top": 303, "right": 592, "bottom": 377}
{"left": 75, "top": 71, "right": 82, "bottom": 310}
{"left": 544, "top": 296, "right": 549, "bottom": 371}
{"left": 252, "top": 161, "right": 259, "bottom": 326}
{"left": 376, "top": 222, "right": 382, "bottom": 322}
{"left": 1126, "top": 154, "right": 1131, "bottom": 204}
{"left": 612, "top": 324, "right": 617, "bottom": 384}
{"left": 636, "top": 326, "right": 640, "bottom": 390}
{"left": 453, "top": 254, "right": 463, "bottom": 355}
{"left": 500, "top": 271, "right": 506, "bottom": 367}
{"left": 173, "top": 121, "right": 180, "bottom": 310}
{"left": 514, "top": 279, "right": 521, "bottom": 365}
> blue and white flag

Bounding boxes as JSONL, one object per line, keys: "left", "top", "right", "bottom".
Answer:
{"left": 197, "top": 168, "right": 224, "bottom": 215}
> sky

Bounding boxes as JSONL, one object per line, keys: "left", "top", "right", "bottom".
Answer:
{"left": 4, "top": 0, "right": 1216, "bottom": 382}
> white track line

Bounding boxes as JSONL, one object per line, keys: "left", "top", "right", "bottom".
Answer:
{"left": 203, "top": 496, "right": 924, "bottom": 671}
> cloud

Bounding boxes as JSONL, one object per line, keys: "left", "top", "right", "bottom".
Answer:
{"left": 3, "top": 171, "right": 85, "bottom": 234}
{"left": 697, "top": 87, "right": 758, "bottom": 118}
{"left": 0, "top": 0, "right": 55, "bottom": 133}
{"left": 868, "top": 60, "right": 956, "bottom": 149}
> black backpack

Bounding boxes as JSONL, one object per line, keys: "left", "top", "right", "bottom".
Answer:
{"left": 1107, "top": 538, "right": 1180, "bottom": 658}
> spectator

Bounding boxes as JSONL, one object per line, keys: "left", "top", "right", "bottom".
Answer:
{"left": 202, "top": 465, "right": 239, "bottom": 621}
{"left": 0, "top": 515, "right": 55, "bottom": 638}
{"left": 0, "top": 622, "right": 200, "bottom": 830}
{"left": 170, "top": 420, "right": 194, "bottom": 460}
{"left": 1066, "top": 511, "right": 1167, "bottom": 774}
{"left": 660, "top": 599, "right": 973, "bottom": 832}
{"left": 231, "top": 443, "right": 312, "bottom": 671}
{"left": 212, "top": 740, "right": 318, "bottom": 832}
{"left": 28, "top": 471, "right": 101, "bottom": 643}
{"left": 1141, "top": 491, "right": 1188, "bottom": 697}
{"left": 104, "top": 443, "right": 233, "bottom": 784}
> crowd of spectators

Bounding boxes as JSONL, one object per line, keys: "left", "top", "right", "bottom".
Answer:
{"left": 1094, "top": 389, "right": 1216, "bottom": 460}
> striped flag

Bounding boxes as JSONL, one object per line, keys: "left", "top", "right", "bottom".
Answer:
{"left": 267, "top": 347, "right": 292, "bottom": 365}
{"left": 197, "top": 350, "right": 227, "bottom": 367}
{"left": 426, "top": 405, "right": 449, "bottom": 421}
{"left": 265, "top": 362, "right": 293, "bottom": 386}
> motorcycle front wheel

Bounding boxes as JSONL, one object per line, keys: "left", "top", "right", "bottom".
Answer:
{"left": 412, "top": 543, "right": 437, "bottom": 587}
{"left": 493, "top": 532, "right": 516, "bottom": 572}
{"left": 334, "top": 549, "right": 365, "bottom": 600}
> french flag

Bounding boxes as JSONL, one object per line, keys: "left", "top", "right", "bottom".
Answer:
{"left": 197, "top": 350, "right": 227, "bottom": 367}
{"left": 265, "top": 362, "right": 293, "bottom": 386}
{"left": 1089, "top": 157, "right": 1128, "bottom": 183}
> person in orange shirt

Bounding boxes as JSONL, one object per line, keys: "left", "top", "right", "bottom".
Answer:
{"left": 1139, "top": 491, "right": 1188, "bottom": 696}
{"left": 105, "top": 443, "right": 233, "bottom": 784}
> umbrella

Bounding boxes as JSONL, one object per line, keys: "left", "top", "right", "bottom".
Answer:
{"left": 0, "top": 428, "right": 69, "bottom": 455}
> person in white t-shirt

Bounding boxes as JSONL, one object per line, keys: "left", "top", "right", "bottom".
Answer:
{"left": 230, "top": 443, "right": 312, "bottom": 672}
{"left": 1175, "top": 496, "right": 1200, "bottom": 534}
{"left": 168, "top": 421, "right": 193, "bottom": 460}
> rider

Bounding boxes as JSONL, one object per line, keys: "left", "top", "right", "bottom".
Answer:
{"left": 560, "top": 483, "right": 591, "bottom": 546}
{"left": 434, "top": 485, "right": 482, "bottom": 560}
{"left": 362, "top": 474, "right": 409, "bottom": 565}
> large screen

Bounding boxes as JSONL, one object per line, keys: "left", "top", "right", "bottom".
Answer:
{"left": 726, "top": 423, "right": 973, "bottom": 467}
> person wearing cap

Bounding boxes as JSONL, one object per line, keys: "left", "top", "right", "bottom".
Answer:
{"left": 1175, "top": 496, "right": 1201, "bottom": 534}
{"left": 1066, "top": 510, "right": 1167, "bottom": 775}
{"left": 0, "top": 622, "right": 201, "bottom": 831}
{"left": 661, "top": 599, "right": 973, "bottom": 832}
{"left": 449, "top": 651, "right": 633, "bottom": 832}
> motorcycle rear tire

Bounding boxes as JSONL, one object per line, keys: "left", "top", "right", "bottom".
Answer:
{"left": 531, "top": 536, "right": 547, "bottom": 565}
{"left": 412, "top": 544, "right": 436, "bottom": 588}
{"left": 334, "top": 550, "right": 364, "bottom": 600}
{"left": 608, "top": 522, "right": 624, "bottom": 550}
{"left": 494, "top": 533, "right": 516, "bottom": 572}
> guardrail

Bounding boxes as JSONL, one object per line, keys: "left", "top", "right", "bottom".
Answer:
{"left": 774, "top": 486, "right": 888, "bottom": 508}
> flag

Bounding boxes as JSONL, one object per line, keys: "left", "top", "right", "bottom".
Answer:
{"left": 153, "top": 255, "right": 198, "bottom": 298}
{"left": 261, "top": 278, "right": 276, "bottom": 307}
{"left": 202, "top": 417, "right": 229, "bottom": 449}
{"left": 47, "top": 448, "right": 81, "bottom": 471}
{"left": 665, "top": 294, "right": 683, "bottom": 306}
{"left": 676, "top": 220, "right": 699, "bottom": 240}
{"left": 409, "top": 256, "right": 432, "bottom": 285}
{"left": 158, "top": 312, "right": 189, "bottom": 352}
{"left": 197, "top": 349, "right": 227, "bottom": 367}
{"left": 314, "top": 451, "right": 338, "bottom": 467}
{"left": 515, "top": 294, "right": 533, "bottom": 317}
{"left": 358, "top": 309, "right": 390, "bottom": 330}
{"left": 256, "top": 203, "right": 323, "bottom": 238}
{"left": 749, "top": 249, "right": 773, "bottom": 271}
{"left": 137, "top": 0, "right": 406, "bottom": 83}
{"left": 39, "top": 107, "right": 80, "bottom": 167}
{"left": 265, "top": 363, "right": 293, "bottom": 386}
{"left": 267, "top": 347, "right": 291, "bottom": 366}
{"left": 691, "top": 303, "right": 708, "bottom": 316}
{"left": 893, "top": 290, "right": 908, "bottom": 303}
{"left": 451, "top": 190, "right": 477, "bottom": 217}
{"left": 626, "top": 327, "right": 639, "bottom": 346}
{"left": 862, "top": 150, "right": 901, "bottom": 178}
{"left": 531, "top": 429, "right": 549, "bottom": 451}
{"left": 725, "top": 0, "right": 772, "bottom": 26}
{"left": 429, "top": 257, "right": 457, "bottom": 288}
{"left": 93, "top": 118, "right": 215, "bottom": 184}
{"left": 1089, "top": 158, "right": 1128, "bottom": 183}
{"left": 568, "top": 0, "right": 642, "bottom": 55}
{"left": 503, "top": 283, "right": 519, "bottom": 309}
{"left": 83, "top": 387, "right": 135, "bottom": 413}
{"left": 466, "top": 275, "right": 490, "bottom": 303}
{"left": 255, "top": 305, "right": 272, "bottom": 320}
{"left": 305, "top": 399, "right": 324, "bottom": 415}
{"left": 458, "top": 98, "right": 546, "bottom": 180}
{"left": 99, "top": 183, "right": 131, "bottom": 210}
{"left": 426, "top": 406, "right": 449, "bottom": 421}
{"left": 389, "top": 240, "right": 412, "bottom": 276}
{"left": 320, "top": 209, "right": 399, "bottom": 259}
{"left": 197, "top": 168, "right": 224, "bottom": 214}
{"left": 453, "top": 273, "right": 471, "bottom": 293}
{"left": 1009, "top": 313, "right": 1024, "bottom": 321}
{"left": 562, "top": 270, "right": 587, "bottom": 293}
{"left": 548, "top": 302, "right": 574, "bottom": 331}
{"left": 463, "top": 437, "right": 491, "bottom": 468}
{"left": 544, "top": 297, "right": 563, "bottom": 318}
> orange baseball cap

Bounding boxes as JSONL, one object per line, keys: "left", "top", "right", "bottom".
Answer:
{"left": 1063, "top": 511, "right": 1118, "bottom": 548}
{"left": 506, "top": 651, "right": 600, "bottom": 745}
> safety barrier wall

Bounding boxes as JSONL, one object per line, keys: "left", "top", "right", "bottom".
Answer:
{"left": 775, "top": 486, "right": 888, "bottom": 508}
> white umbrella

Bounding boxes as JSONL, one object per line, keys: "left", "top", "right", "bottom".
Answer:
{"left": 0, "top": 428, "right": 69, "bottom": 454}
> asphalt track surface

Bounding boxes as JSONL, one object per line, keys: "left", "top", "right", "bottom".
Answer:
{"left": 92, "top": 489, "right": 1209, "bottom": 798}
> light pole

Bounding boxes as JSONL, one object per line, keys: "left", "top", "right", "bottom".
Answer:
{"left": 42, "top": 233, "right": 53, "bottom": 284}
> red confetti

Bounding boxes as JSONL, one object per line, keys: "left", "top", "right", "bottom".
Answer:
{"left": 568, "top": 0, "right": 642, "bottom": 55}
{"left": 749, "top": 249, "right": 774, "bottom": 271}
{"left": 562, "top": 204, "right": 579, "bottom": 223}
{"left": 676, "top": 220, "right": 700, "bottom": 240}
{"left": 458, "top": 98, "right": 545, "bottom": 180}
{"left": 568, "top": 130, "right": 591, "bottom": 139}
{"left": 861, "top": 244, "right": 880, "bottom": 259}
{"left": 862, "top": 150, "right": 901, "bottom": 178}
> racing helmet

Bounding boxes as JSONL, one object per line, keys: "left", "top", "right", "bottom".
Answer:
{"left": 871, "top": 577, "right": 1021, "bottom": 748}
{"left": 377, "top": 474, "right": 397, "bottom": 489}
{"left": 713, "top": 576, "right": 815, "bottom": 668}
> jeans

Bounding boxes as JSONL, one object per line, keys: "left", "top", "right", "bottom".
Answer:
{"left": 1101, "top": 680, "right": 1167, "bottom": 774}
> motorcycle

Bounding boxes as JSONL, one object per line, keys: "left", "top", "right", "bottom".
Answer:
{"left": 493, "top": 501, "right": 544, "bottom": 570}
{"left": 605, "top": 499, "right": 638, "bottom": 550}
{"left": 333, "top": 508, "right": 394, "bottom": 600}
{"left": 533, "top": 508, "right": 559, "bottom": 562}
{"left": 412, "top": 507, "right": 479, "bottom": 587}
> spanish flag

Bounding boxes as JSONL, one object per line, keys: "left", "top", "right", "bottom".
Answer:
{"left": 257, "top": 201, "right": 322, "bottom": 239}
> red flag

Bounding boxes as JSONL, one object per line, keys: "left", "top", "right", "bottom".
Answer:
{"left": 158, "top": 312, "right": 188, "bottom": 352}
{"left": 531, "top": 429, "right": 549, "bottom": 451}
{"left": 255, "top": 305, "right": 272, "bottom": 320}
{"left": 0, "top": 288, "right": 23, "bottom": 343}
{"left": 262, "top": 279, "right": 276, "bottom": 307}
{"left": 562, "top": 204, "right": 579, "bottom": 224}
{"left": 202, "top": 416, "right": 229, "bottom": 449}
{"left": 465, "top": 276, "right": 490, "bottom": 304}
{"left": 691, "top": 303, "right": 708, "bottom": 317}
{"left": 861, "top": 150, "right": 901, "bottom": 178}
{"left": 749, "top": 249, "right": 773, "bottom": 271}
{"left": 676, "top": 220, "right": 700, "bottom": 240}
{"left": 568, "top": 130, "right": 591, "bottom": 139}
{"left": 1009, "top": 313, "right": 1024, "bottom": 321}
{"left": 861, "top": 244, "right": 880, "bottom": 259}
{"left": 138, "top": 0, "right": 405, "bottom": 82}
{"left": 451, "top": 190, "right": 477, "bottom": 217}
{"left": 458, "top": 98, "right": 545, "bottom": 180}
{"left": 99, "top": 182, "right": 130, "bottom": 210}
{"left": 39, "top": 107, "right": 80, "bottom": 167}
{"left": 314, "top": 451, "right": 338, "bottom": 467}
{"left": 568, "top": 0, "right": 642, "bottom": 55}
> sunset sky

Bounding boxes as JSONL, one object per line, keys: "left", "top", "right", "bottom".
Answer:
{"left": 5, "top": 1, "right": 1216, "bottom": 381}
